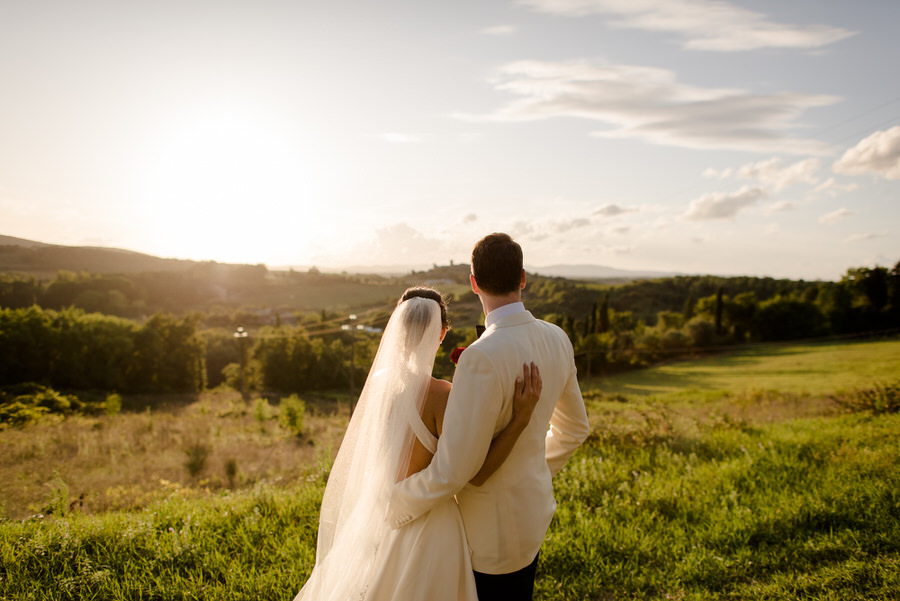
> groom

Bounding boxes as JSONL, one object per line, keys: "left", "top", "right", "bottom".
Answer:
{"left": 388, "top": 232, "right": 590, "bottom": 600}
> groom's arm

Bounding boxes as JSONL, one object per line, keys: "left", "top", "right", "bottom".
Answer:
{"left": 545, "top": 342, "right": 590, "bottom": 477}
{"left": 387, "top": 346, "right": 501, "bottom": 528}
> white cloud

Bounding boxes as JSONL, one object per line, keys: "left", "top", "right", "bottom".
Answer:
{"left": 612, "top": 226, "right": 630, "bottom": 234}
{"left": 819, "top": 208, "right": 852, "bottom": 225}
{"left": 554, "top": 218, "right": 591, "bottom": 232}
{"left": 463, "top": 59, "right": 837, "bottom": 154}
{"left": 764, "top": 200, "right": 795, "bottom": 215}
{"left": 833, "top": 126, "right": 900, "bottom": 180}
{"left": 518, "top": 0, "right": 855, "bottom": 52}
{"left": 593, "top": 203, "right": 637, "bottom": 217}
{"left": 813, "top": 177, "right": 859, "bottom": 196}
{"left": 482, "top": 24, "right": 518, "bottom": 35}
{"left": 509, "top": 215, "right": 593, "bottom": 244}
{"left": 846, "top": 232, "right": 887, "bottom": 243}
{"left": 735, "top": 157, "right": 820, "bottom": 191}
{"left": 703, "top": 158, "right": 821, "bottom": 190}
{"left": 651, "top": 216, "right": 670, "bottom": 230}
{"left": 682, "top": 186, "right": 766, "bottom": 221}
{"left": 381, "top": 133, "right": 423, "bottom": 144}
{"left": 332, "top": 223, "right": 453, "bottom": 266}
{"left": 765, "top": 223, "right": 780, "bottom": 236}
{"left": 462, "top": 213, "right": 478, "bottom": 224}
{"left": 702, "top": 167, "right": 733, "bottom": 180}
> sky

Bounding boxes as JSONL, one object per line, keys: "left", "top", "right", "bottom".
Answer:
{"left": 1, "top": 0, "right": 899, "bottom": 280}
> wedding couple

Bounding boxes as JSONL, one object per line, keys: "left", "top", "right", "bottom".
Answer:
{"left": 293, "top": 233, "right": 590, "bottom": 601}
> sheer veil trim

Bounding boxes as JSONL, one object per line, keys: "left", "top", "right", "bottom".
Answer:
{"left": 294, "top": 296, "right": 442, "bottom": 600}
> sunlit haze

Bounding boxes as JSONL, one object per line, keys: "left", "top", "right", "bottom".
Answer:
{"left": 1, "top": 1, "right": 898, "bottom": 279}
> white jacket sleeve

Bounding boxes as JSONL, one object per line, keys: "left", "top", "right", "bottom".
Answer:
{"left": 544, "top": 349, "right": 590, "bottom": 476}
{"left": 387, "top": 346, "right": 502, "bottom": 529}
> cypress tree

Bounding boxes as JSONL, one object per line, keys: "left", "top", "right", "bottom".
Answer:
{"left": 715, "top": 286, "right": 724, "bottom": 335}
{"left": 683, "top": 292, "right": 695, "bottom": 322}
{"left": 599, "top": 294, "right": 610, "bottom": 333}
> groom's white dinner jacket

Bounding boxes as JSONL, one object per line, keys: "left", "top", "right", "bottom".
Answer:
{"left": 387, "top": 307, "right": 590, "bottom": 574}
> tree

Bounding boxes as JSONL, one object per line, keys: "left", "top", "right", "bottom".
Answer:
{"left": 598, "top": 294, "right": 610, "bottom": 333}
{"left": 682, "top": 291, "right": 695, "bottom": 322}
{"left": 131, "top": 313, "right": 206, "bottom": 392}
{"left": 752, "top": 296, "right": 827, "bottom": 342}
{"left": 684, "top": 317, "right": 716, "bottom": 348}
{"left": 714, "top": 286, "right": 724, "bottom": 336}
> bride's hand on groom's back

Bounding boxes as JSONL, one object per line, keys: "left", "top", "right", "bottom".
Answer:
{"left": 511, "top": 362, "right": 541, "bottom": 429}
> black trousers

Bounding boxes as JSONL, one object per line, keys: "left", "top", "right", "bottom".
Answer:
{"left": 473, "top": 552, "right": 540, "bottom": 601}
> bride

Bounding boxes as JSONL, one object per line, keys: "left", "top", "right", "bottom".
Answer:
{"left": 293, "top": 287, "right": 541, "bottom": 601}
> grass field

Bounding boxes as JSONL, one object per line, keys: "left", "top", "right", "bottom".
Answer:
{"left": 1, "top": 338, "right": 899, "bottom": 600}
{"left": 593, "top": 337, "right": 900, "bottom": 399}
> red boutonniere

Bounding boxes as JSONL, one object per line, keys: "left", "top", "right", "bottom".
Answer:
{"left": 450, "top": 347, "right": 467, "bottom": 365}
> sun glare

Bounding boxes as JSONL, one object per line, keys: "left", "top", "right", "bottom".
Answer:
{"left": 138, "top": 109, "right": 324, "bottom": 264}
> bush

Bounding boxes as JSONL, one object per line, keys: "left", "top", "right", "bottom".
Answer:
{"left": 684, "top": 317, "right": 717, "bottom": 348}
{"left": 0, "top": 383, "right": 81, "bottom": 427}
{"left": 224, "top": 458, "right": 239, "bottom": 488}
{"left": 184, "top": 442, "right": 211, "bottom": 478}
{"left": 279, "top": 394, "right": 306, "bottom": 436}
{"left": 0, "top": 401, "right": 49, "bottom": 428}
{"left": 253, "top": 398, "right": 271, "bottom": 423}
{"left": 104, "top": 393, "right": 122, "bottom": 416}
{"left": 836, "top": 380, "right": 900, "bottom": 415}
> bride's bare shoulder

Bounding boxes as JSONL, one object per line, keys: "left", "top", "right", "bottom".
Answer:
{"left": 429, "top": 377, "right": 451, "bottom": 393}
{"left": 426, "top": 378, "right": 451, "bottom": 435}
{"left": 427, "top": 378, "right": 451, "bottom": 405}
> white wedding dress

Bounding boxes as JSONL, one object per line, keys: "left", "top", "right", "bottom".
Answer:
{"left": 293, "top": 297, "right": 478, "bottom": 601}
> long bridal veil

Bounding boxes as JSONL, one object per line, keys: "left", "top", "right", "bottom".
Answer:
{"left": 294, "top": 296, "right": 442, "bottom": 601}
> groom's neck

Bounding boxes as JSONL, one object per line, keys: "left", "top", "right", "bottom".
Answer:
{"left": 479, "top": 292, "right": 523, "bottom": 317}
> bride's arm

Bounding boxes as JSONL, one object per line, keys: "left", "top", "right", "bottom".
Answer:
{"left": 469, "top": 362, "right": 541, "bottom": 487}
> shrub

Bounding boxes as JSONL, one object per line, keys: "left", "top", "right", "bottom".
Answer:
{"left": 184, "top": 442, "right": 211, "bottom": 478}
{"left": 253, "top": 398, "right": 271, "bottom": 423}
{"left": 836, "top": 380, "right": 900, "bottom": 415}
{"left": 0, "top": 401, "right": 49, "bottom": 428}
{"left": 225, "top": 458, "right": 239, "bottom": 488}
{"left": 0, "top": 383, "right": 80, "bottom": 427}
{"left": 279, "top": 394, "right": 306, "bottom": 436}
{"left": 684, "top": 316, "right": 717, "bottom": 348}
{"left": 104, "top": 393, "right": 122, "bottom": 416}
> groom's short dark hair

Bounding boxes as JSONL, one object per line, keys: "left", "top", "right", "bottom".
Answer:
{"left": 471, "top": 233, "right": 523, "bottom": 296}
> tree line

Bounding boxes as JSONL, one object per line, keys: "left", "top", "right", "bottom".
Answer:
{"left": 0, "top": 261, "right": 897, "bottom": 399}
{"left": 528, "top": 263, "right": 900, "bottom": 375}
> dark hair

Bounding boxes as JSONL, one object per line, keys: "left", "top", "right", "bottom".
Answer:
{"left": 399, "top": 286, "right": 449, "bottom": 329}
{"left": 471, "top": 233, "right": 523, "bottom": 295}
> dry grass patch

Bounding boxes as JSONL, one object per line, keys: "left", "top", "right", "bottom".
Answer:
{"left": 0, "top": 389, "right": 349, "bottom": 520}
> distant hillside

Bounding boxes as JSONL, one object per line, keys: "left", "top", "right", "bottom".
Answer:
{"left": 2, "top": 234, "right": 677, "bottom": 283}
{"left": 0, "top": 235, "right": 52, "bottom": 248}
{"left": 530, "top": 263, "right": 678, "bottom": 281}
{"left": 0, "top": 235, "right": 235, "bottom": 275}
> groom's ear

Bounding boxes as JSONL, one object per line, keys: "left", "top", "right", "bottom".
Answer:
{"left": 470, "top": 273, "right": 480, "bottom": 294}
{"left": 520, "top": 269, "right": 526, "bottom": 290}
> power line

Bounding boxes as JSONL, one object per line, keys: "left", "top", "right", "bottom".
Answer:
{"left": 815, "top": 94, "right": 900, "bottom": 141}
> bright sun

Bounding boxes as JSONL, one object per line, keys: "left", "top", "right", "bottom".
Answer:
{"left": 139, "top": 108, "right": 322, "bottom": 264}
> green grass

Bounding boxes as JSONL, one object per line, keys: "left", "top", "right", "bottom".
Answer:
{"left": 539, "top": 411, "right": 900, "bottom": 600}
{"left": 2, "top": 338, "right": 899, "bottom": 600}
{"left": 0, "top": 483, "right": 325, "bottom": 600}
{"left": 593, "top": 337, "right": 900, "bottom": 400}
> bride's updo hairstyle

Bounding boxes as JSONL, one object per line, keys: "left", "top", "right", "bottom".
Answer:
{"left": 397, "top": 287, "right": 449, "bottom": 354}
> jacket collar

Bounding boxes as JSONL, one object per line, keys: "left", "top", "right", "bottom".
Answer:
{"left": 484, "top": 301, "right": 526, "bottom": 328}
{"left": 484, "top": 309, "right": 535, "bottom": 333}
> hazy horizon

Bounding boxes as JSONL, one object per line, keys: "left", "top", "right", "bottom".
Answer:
{"left": 1, "top": 1, "right": 898, "bottom": 281}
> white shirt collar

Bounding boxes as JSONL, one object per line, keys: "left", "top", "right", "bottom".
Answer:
{"left": 484, "top": 301, "right": 526, "bottom": 329}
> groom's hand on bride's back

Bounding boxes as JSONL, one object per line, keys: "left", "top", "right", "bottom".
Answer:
{"left": 511, "top": 362, "right": 541, "bottom": 429}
